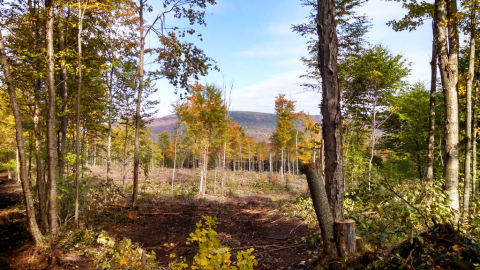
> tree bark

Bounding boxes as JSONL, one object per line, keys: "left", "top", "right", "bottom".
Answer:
{"left": 107, "top": 66, "right": 115, "bottom": 182}
{"left": 317, "top": 0, "right": 345, "bottom": 220}
{"left": 434, "top": 0, "right": 460, "bottom": 211}
{"left": 133, "top": 0, "right": 145, "bottom": 209}
{"left": 34, "top": 78, "right": 47, "bottom": 232}
{"left": 463, "top": 4, "right": 476, "bottom": 214}
{"left": 172, "top": 135, "right": 177, "bottom": 196}
{"left": 368, "top": 96, "right": 377, "bottom": 190}
{"left": 75, "top": 0, "right": 86, "bottom": 228}
{"left": 304, "top": 164, "right": 338, "bottom": 257}
{"left": 426, "top": 20, "right": 437, "bottom": 183}
{"left": 269, "top": 151, "right": 272, "bottom": 178}
{"left": 472, "top": 78, "right": 478, "bottom": 198}
{"left": 58, "top": 7, "right": 68, "bottom": 181}
{"left": 122, "top": 119, "right": 129, "bottom": 193}
{"left": 334, "top": 219, "right": 356, "bottom": 256}
{"left": 0, "top": 31, "right": 44, "bottom": 246}
{"left": 46, "top": 0, "right": 59, "bottom": 240}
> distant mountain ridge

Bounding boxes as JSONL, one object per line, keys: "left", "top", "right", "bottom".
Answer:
{"left": 149, "top": 111, "right": 322, "bottom": 141}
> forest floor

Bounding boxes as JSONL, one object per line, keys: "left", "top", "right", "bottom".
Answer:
{"left": 2, "top": 167, "right": 480, "bottom": 270}
{"left": 0, "top": 168, "right": 320, "bottom": 269}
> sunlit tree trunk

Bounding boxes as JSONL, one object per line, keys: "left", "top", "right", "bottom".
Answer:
{"left": 172, "top": 135, "right": 177, "bottom": 195}
{"left": 58, "top": 8, "right": 68, "bottom": 181}
{"left": 317, "top": 0, "right": 344, "bottom": 220}
{"left": 472, "top": 79, "right": 478, "bottom": 198}
{"left": 464, "top": 6, "right": 476, "bottom": 213}
{"left": 426, "top": 20, "right": 437, "bottom": 183}
{"left": 368, "top": 95, "right": 377, "bottom": 190}
{"left": 435, "top": 0, "right": 460, "bottom": 211}
{"left": 133, "top": 0, "right": 145, "bottom": 209}
{"left": 75, "top": 0, "right": 87, "bottom": 228}
{"left": 107, "top": 67, "right": 114, "bottom": 181}
{"left": 0, "top": 31, "right": 44, "bottom": 246}
{"left": 122, "top": 119, "right": 129, "bottom": 193}
{"left": 45, "top": 0, "right": 59, "bottom": 241}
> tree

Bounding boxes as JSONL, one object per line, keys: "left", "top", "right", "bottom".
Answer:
{"left": 0, "top": 31, "right": 44, "bottom": 246}
{"left": 308, "top": 0, "right": 345, "bottom": 258}
{"left": 271, "top": 94, "right": 297, "bottom": 178}
{"left": 175, "top": 83, "right": 228, "bottom": 196}
{"left": 386, "top": 0, "right": 437, "bottom": 183}
{"left": 341, "top": 45, "right": 410, "bottom": 188}
{"left": 434, "top": 0, "right": 460, "bottom": 211}
{"left": 158, "top": 131, "right": 171, "bottom": 167}
{"left": 292, "top": 0, "right": 371, "bottom": 92}
{"left": 382, "top": 84, "right": 430, "bottom": 181}
{"left": 132, "top": 0, "right": 217, "bottom": 208}
{"left": 461, "top": 0, "right": 477, "bottom": 214}
{"left": 45, "top": 0, "right": 59, "bottom": 241}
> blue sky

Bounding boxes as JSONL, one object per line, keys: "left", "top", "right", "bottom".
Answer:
{"left": 147, "top": 0, "right": 433, "bottom": 117}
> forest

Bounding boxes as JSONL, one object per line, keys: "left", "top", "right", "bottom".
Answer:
{"left": 1, "top": 0, "right": 480, "bottom": 269}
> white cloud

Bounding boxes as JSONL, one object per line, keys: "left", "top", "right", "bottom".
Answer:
{"left": 230, "top": 70, "right": 321, "bottom": 115}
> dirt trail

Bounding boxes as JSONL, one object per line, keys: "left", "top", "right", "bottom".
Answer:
{"left": 0, "top": 171, "right": 31, "bottom": 270}
{"left": 102, "top": 195, "right": 316, "bottom": 269}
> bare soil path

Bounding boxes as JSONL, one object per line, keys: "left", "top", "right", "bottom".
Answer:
{"left": 99, "top": 195, "right": 317, "bottom": 269}
{"left": 0, "top": 171, "right": 32, "bottom": 270}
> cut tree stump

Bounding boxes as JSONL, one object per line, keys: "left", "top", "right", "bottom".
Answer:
{"left": 334, "top": 219, "right": 356, "bottom": 256}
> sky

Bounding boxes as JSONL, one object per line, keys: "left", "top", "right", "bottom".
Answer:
{"left": 146, "top": 0, "right": 434, "bottom": 117}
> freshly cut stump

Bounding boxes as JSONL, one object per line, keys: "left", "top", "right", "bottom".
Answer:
{"left": 334, "top": 219, "right": 356, "bottom": 256}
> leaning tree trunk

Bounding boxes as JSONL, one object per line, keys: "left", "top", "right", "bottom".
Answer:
{"left": 304, "top": 164, "right": 338, "bottom": 257}
{"left": 435, "top": 0, "right": 460, "bottom": 211}
{"left": 133, "top": 0, "right": 145, "bottom": 209}
{"left": 45, "top": 0, "right": 59, "bottom": 241}
{"left": 0, "top": 31, "right": 44, "bottom": 246}
{"left": 463, "top": 3, "right": 476, "bottom": 214}
{"left": 426, "top": 20, "right": 437, "bottom": 183}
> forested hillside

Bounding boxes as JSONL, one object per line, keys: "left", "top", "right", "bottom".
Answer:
{"left": 149, "top": 111, "right": 322, "bottom": 141}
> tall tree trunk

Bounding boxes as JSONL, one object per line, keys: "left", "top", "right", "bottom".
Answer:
{"left": 122, "top": 119, "right": 129, "bottom": 193}
{"left": 107, "top": 67, "right": 114, "bottom": 181}
{"left": 45, "top": 0, "right": 59, "bottom": 241}
{"left": 426, "top": 21, "right": 437, "bottom": 183}
{"left": 368, "top": 95, "right": 377, "bottom": 190}
{"left": 58, "top": 8, "right": 68, "bottom": 181}
{"left": 0, "top": 32, "right": 44, "bottom": 245}
{"left": 269, "top": 151, "right": 272, "bottom": 178}
{"left": 464, "top": 9, "right": 476, "bottom": 213}
{"left": 296, "top": 130, "right": 299, "bottom": 176}
{"left": 133, "top": 0, "right": 145, "bottom": 209}
{"left": 435, "top": 0, "right": 460, "bottom": 211}
{"left": 75, "top": 0, "right": 87, "bottom": 228}
{"left": 34, "top": 79, "right": 47, "bottom": 232}
{"left": 317, "top": 0, "right": 344, "bottom": 221}
{"left": 472, "top": 78, "right": 478, "bottom": 198}
{"left": 281, "top": 149, "right": 284, "bottom": 178}
{"left": 172, "top": 136, "right": 177, "bottom": 196}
